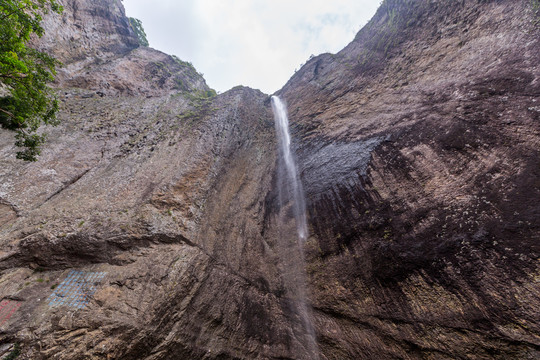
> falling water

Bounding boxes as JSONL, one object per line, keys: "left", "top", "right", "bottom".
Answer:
{"left": 271, "top": 96, "right": 319, "bottom": 360}
{"left": 271, "top": 96, "right": 308, "bottom": 242}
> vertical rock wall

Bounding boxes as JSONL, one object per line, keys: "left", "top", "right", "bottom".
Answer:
{"left": 0, "top": 0, "right": 538, "bottom": 359}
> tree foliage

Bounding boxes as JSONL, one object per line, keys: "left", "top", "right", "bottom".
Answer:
{"left": 0, "top": 0, "right": 63, "bottom": 161}
{"left": 532, "top": 0, "right": 540, "bottom": 26}
{"left": 129, "top": 17, "right": 149, "bottom": 47}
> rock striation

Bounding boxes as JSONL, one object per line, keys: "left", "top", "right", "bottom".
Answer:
{"left": 0, "top": 0, "right": 539, "bottom": 359}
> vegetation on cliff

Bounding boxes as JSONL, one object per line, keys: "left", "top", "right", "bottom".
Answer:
{"left": 129, "top": 17, "right": 149, "bottom": 47}
{"left": 0, "top": 0, "right": 62, "bottom": 161}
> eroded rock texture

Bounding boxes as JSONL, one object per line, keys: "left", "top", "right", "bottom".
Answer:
{"left": 0, "top": 0, "right": 538, "bottom": 359}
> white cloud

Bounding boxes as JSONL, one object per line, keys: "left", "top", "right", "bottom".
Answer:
{"left": 123, "top": 0, "right": 380, "bottom": 94}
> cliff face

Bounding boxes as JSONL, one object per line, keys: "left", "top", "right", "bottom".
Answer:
{"left": 0, "top": 0, "right": 539, "bottom": 359}
{"left": 278, "top": 0, "right": 540, "bottom": 358}
{"left": 32, "top": 0, "right": 139, "bottom": 64}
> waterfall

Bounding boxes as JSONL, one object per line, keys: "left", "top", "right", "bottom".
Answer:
{"left": 271, "top": 96, "right": 319, "bottom": 360}
{"left": 271, "top": 96, "right": 308, "bottom": 242}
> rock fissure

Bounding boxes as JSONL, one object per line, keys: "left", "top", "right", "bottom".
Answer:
{"left": 40, "top": 168, "right": 93, "bottom": 205}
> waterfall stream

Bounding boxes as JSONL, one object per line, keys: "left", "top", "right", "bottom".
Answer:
{"left": 271, "top": 96, "right": 319, "bottom": 360}
{"left": 271, "top": 96, "right": 309, "bottom": 242}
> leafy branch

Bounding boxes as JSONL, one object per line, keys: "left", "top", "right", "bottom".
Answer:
{"left": 0, "top": 0, "right": 63, "bottom": 161}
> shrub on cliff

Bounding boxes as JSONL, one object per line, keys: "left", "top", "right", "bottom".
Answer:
{"left": 129, "top": 17, "right": 149, "bottom": 47}
{"left": 0, "top": 0, "right": 63, "bottom": 161}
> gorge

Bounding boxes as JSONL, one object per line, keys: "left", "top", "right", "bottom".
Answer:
{"left": 0, "top": 0, "right": 539, "bottom": 359}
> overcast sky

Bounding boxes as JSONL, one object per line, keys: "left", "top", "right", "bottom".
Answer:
{"left": 123, "top": 0, "right": 381, "bottom": 94}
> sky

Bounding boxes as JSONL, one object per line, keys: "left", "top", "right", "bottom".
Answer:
{"left": 122, "top": 0, "right": 381, "bottom": 94}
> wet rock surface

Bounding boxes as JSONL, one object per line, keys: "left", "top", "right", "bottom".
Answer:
{"left": 0, "top": 0, "right": 539, "bottom": 359}
{"left": 278, "top": 0, "right": 540, "bottom": 358}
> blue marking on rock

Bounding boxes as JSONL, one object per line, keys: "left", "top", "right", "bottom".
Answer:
{"left": 47, "top": 270, "right": 107, "bottom": 309}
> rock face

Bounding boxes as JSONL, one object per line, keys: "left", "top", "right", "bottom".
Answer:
{"left": 0, "top": 0, "right": 539, "bottom": 359}
{"left": 31, "top": 0, "right": 139, "bottom": 64}
{"left": 279, "top": 1, "right": 540, "bottom": 358}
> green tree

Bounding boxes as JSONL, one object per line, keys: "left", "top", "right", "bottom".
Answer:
{"left": 129, "top": 17, "right": 149, "bottom": 47}
{"left": 0, "top": 0, "right": 63, "bottom": 161}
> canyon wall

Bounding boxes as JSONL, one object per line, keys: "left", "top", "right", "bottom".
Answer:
{"left": 0, "top": 0, "right": 538, "bottom": 359}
